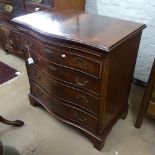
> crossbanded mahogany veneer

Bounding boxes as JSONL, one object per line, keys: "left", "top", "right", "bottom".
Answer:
{"left": 11, "top": 10, "right": 146, "bottom": 150}
{"left": 0, "top": 0, "right": 86, "bottom": 57}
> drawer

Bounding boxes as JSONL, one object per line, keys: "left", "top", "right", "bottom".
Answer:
{"left": 40, "top": 45, "right": 102, "bottom": 78}
{"left": 21, "top": 33, "right": 102, "bottom": 78}
{"left": 27, "top": 45, "right": 102, "bottom": 79}
{"left": 25, "top": 0, "right": 52, "bottom": 6}
{"left": 30, "top": 81, "right": 98, "bottom": 131}
{"left": 27, "top": 65, "right": 99, "bottom": 115}
{"left": 25, "top": 51, "right": 101, "bottom": 94}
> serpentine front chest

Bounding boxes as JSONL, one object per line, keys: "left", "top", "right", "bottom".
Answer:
{"left": 11, "top": 10, "right": 146, "bottom": 150}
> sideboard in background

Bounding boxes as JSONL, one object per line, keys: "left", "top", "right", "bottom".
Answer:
{"left": 0, "top": 0, "right": 86, "bottom": 57}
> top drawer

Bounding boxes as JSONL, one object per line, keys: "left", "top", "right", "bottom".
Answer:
{"left": 20, "top": 33, "right": 103, "bottom": 79}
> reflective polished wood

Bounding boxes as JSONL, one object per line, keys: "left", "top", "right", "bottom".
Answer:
{"left": 11, "top": 10, "right": 146, "bottom": 150}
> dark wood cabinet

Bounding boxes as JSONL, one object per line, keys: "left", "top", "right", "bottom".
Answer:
{"left": 11, "top": 10, "right": 146, "bottom": 150}
{"left": 0, "top": 0, "right": 86, "bottom": 57}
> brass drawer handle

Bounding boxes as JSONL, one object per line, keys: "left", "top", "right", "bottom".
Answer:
{"left": 75, "top": 77, "right": 88, "bottom": 86}
{"left": 44, "top": 48, "right": 54, "bottom": 54}
{"left": 32, "top": 0, "right": 42, "bottom": 3}
{"left": 75, "top": 114, "right": 87, "bottom": 122}
{"left": 76, "top": 95, "right": 88, "bottom": 104}
{"left": 73, "top": 57, "right": 88, "bottom": 68}
{"left": 4, "top": 5, "right": 13, "bottom": 13}
{"left": 49, "top": 80, "right": 58, "bottom": 86}
{"left": 49, "top": 65, "right": 57, "bottom": 71}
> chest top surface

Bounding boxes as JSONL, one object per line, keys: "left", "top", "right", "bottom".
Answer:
{"left": 12, "top": 9, "right": 146, "bottom": 51}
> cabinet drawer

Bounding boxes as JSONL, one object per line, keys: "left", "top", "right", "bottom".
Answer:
{"left": 30, "top": 81, "right": 98, "bottom": 131}
{"left": 25, "top": 51, "right": 101, "bottom": 94}
{"left": 21, "top": 34, "right": 102, "bottom": 79}
{"left": 27, "top": 66, "right": 99, "bottom": 115}
{"left": 35, "top": 46, "right": 102, "bottom": 78}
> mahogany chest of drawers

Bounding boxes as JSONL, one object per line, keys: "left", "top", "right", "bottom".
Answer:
{"left": 11, "top": 10, "right": 146, "bottom": 150}
{"left": 0, "top": 0, "right": 86, "bottom": 56}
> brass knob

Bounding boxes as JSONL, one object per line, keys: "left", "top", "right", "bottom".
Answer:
{"left": 4, "top": 5, "right": 13, "bottom": 13}
{"left": 76, "top": 95, "right": 88, "bottom": 104}
{"left": 32, "top": 0, "right": 42, "bottom": 3}
{"left": 73, "top": 57, "right": 88, "bottom": 68}
{"left": 75, "top": 77, "right": 88, "bottom": 86}
{"left": 75, "top": 114, "right": 87, "bottom": 122}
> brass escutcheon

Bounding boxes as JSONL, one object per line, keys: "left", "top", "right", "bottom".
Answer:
{"left": 4, "top": 5, "right": 13, "bottom": 13}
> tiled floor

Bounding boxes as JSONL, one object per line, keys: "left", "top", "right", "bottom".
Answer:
{"left": 0, "top": 49, "right": 155, "bottom": 155}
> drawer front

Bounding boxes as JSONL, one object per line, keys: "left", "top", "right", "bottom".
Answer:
{"left": 25, "top": 0, "right": 52, "bottom": 6}
{"left": 30, "top": 81, "right": 98, "bottom": 131}
{"left": 40, "top": 45, "right": 101, "bottom": 78}
{"left": 20, "top": 34, "right": 102, "bottom": 78}
{"left": 27, "top": 65, "right": 99, "bottom": 115}
{"left": 25, "top": 50, "right": 101, "bottom": 94}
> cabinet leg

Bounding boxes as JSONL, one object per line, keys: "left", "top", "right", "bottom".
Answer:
{"left": 30, "top": 100, "right": 40, "bottom": 107}
{"left": 121, "top": 104, "right": 129, "bottom": 120}
{"left": 4, "top": 49, "right": 9, "bottom": 55}
{"left": 135, "top": 99, "right": 146, "bottom": 128}
{"left": 135, "top": 112, "right": 143, "bottom": 128}
{"left": 93, "top": 138, "right": 105, "bottom": 151}
{"left": 29, "top": 94, "right": 40, "bottom": 107}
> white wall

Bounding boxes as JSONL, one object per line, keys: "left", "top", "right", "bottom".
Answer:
{"left": 86, "top": 0, "right": 155, "bottom": 82}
